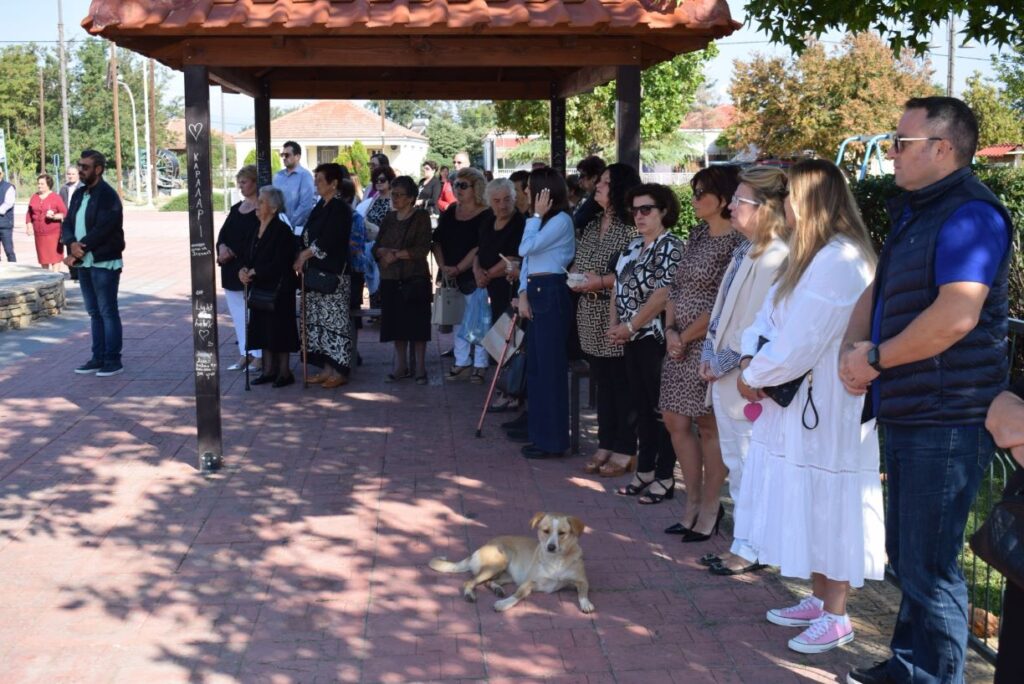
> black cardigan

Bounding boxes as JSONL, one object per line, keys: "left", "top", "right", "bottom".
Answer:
{"left": 60, "top": 179, "right": 125, "bottom": 263}
{"left": 303, "top": 196, "right": 353, "bottom": 274}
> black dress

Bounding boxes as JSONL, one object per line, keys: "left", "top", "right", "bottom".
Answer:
{"left": 302, "top": 197, "right": 354, "bottom": 374}
{"left": 477, "top": 210, "right": 525, "bottom": 322}
{"left": 246, "top": 217, "right": 300, "bottom": 353}
{"left": 216, "top": 202, "right": 259, "bottom": 292}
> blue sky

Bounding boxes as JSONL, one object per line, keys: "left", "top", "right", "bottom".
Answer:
{"left": 4, "top": 0, "right": 1010, "bottom": 133}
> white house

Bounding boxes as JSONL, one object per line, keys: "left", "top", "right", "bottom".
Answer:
{"left": 234, "top": 101, "right": 429, "bottom": 175}
{"left": 678, "top": 104, "right": 737, "bottom": 164}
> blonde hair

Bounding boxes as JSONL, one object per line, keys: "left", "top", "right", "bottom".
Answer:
{"left": 236, "top": 164, "right": 258, "bottom": 183}
{"left": 773, "top": 159, "right": 877, "bottom": 304}
{"left": 454, "top": 167, "right": 487, "bottom": 206}
{"left": 736, "top": 166, "right": 789, "bottom": 257}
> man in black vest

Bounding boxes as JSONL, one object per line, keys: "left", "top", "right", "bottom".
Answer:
{"left": 61, "top": 150, "right": 126, "bottom": 377}
{"left": 840, "top": 98, "right": 1012, "bottom": 684}
{"left": 0, "top": 166, "right": 17, "bottom": 262}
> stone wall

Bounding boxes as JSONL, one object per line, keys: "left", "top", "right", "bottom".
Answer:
{"left": 0, "top": 266, "right": 67, "bottom": 331}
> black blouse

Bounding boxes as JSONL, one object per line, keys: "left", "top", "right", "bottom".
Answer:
{"left": 477, "top": 211, "right": 525, "bottom": 271}
{"left": 216, "top": 202, "right": 259, "bottom": 291}
{"left": 303, "top": 196, "right": 353, "bottom": 274}
{"left": 246, "top": 217, "right": 298, "bottom": 294}
{"left": 417, "top": 177, "right": 442, "bottom": 214}
{"left": 433, "top": 205, "right": 493, "bottom": 292}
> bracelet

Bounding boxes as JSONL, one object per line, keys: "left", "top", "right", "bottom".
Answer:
{"left": 626, "top": 320, "right": 635, "bottom": 335}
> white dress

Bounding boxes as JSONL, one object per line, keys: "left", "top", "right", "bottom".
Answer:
{"left": 733, "top": 237, "right": 885, "bottom": 587}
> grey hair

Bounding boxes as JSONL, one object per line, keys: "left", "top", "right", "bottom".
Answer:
{"left": 258, "top": 185, "right": 285, "bottom": 213}
{"left": 485, "top": 178, "right": 516, "bottom": 205}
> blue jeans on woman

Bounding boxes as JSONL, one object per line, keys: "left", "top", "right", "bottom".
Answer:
{"left": 78, "top": 266, "right": 123, "bottom": 364}
{"left": 525, "top": 274, "right": 570, "bottom": 453}
{"left": 882, "top": 424, "right": 994, "bottom": 684}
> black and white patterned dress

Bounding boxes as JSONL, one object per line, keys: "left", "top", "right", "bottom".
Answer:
{"left": 612, "top": 232, "right": 684, "bottom": 343}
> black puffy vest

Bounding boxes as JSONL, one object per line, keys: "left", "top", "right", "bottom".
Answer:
{"left": 874, "top": 167, "right": 1012, "bottom": 426}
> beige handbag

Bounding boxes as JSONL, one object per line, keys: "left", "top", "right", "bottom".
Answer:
{"left": 482, "top": 311, "right": 524, "bottom": 362}
{"left": 431, "top": 276, "right": 465, "bottom": 326}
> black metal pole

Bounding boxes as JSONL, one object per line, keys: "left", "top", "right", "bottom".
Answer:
{"left": 254, "top": 81, "right": 272, "bottom": 187}
{"left": 615, "top": 66, "right": 641, "bottom": 171}
{"left": 549, "top": 86, "right": 567, "bottom": 177}
{"left": 184, "top": 65, "right": 224, "bottom": 473}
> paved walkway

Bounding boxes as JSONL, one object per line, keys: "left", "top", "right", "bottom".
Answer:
{"left": 0, "top": 212, "right": 995, "bottom": 683}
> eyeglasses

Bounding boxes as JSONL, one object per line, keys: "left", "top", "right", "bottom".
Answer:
{"left": 693, "top": 188, "right": 708, "bottom": 200}
{"left": 375, "top": 178, "right": 389, "bottom": 184}
{"left": 892, "top": 136, "right": 943, "bottom": 154}
{"left": 454, "top": 181, "right": 471, "bottom": 190}
{"left": 631, "top": 204, "right": 660, "bottom": 217}
{"left": 729, "top": 196, "right": 761, "bottom": 207}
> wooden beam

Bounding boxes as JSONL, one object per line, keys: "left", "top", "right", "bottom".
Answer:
{"left": 267, "top": 79, "right": 551, "bottom": 101}
{"left": 183, "top": 36, "right": 641, "bottom": 68}
{"left": 556, "top": 65, "right": 617, "bottom": 98}
{"left": 254, "top": 82, "right": 272, "bottom": 187}
{"left": 550, "top": 88, "right": 566, "bottom": 177}
{"left": 616, "top": 65, "right": 641, "bottom": 170}
{"left": 208, "top": 67, "right": 261, "bottom": 99}
{"left": 183, "top": 65, "right": 224, "bottom": 473}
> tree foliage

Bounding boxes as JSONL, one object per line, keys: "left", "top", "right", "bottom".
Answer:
{"left": 494, "top": 48, "right": 716, "bottom": 159}
{"left": 744, "top": 0, "right": 1023, "bottom": 55}
{"left": 423, "top": 102, "right": 497, "bottom": 166}
{"left": 334, "top": 141, "right": 371, "bottom": 187}
{"left": 994, "top": 46, "right": 1024, "bottom": 117}
{"left": 728, "top": 34, "right": 936, "bottom": 163}
{"left": 962, "top": 72, "right": 1024, "bottom": 147}
{"left": 364, "top": 100, "right": 449, "bottom": 128}
{"left": 243, "top": 147, "right": 283, "bottom": 174}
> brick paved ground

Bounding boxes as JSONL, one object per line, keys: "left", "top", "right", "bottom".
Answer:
{"left": 0, "top": 212, "right": 996, "bottom": 683}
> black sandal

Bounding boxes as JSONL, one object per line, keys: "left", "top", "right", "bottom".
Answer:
{"left": 616, "top": 473, "right": 654, "bottom": 496}
{"left": 698, "top": 553, "right": 722, "bottom": 567}
{"left": 638, "top": 479, "right": 675, "bottom": 505}
{"left": 385, "top": 370, "right": 413, "bottom": 383}
{"left": 415, "top": 374, "right": 428, "bottom": 385}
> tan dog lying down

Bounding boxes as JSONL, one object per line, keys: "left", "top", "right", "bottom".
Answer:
{"left": 429, "top": 512, "right": 594, "bottom": 613}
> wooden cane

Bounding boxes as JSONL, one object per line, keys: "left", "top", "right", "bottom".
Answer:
{"left": 300, "top": 272, "right": 308, "bottom": 388}
{"left": 476, "top": 312, "right": 519, "bottom": 438}
{"left": 243, "top": 282, "right": 251, "bottom": 392}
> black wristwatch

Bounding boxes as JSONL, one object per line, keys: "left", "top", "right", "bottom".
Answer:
{"left": 867, "top": 345, "right": 884, "bottom": 372}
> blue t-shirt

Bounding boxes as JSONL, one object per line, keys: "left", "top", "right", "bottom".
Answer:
{"left": 871, "top": 199, "right": 1010, "bottom": 414}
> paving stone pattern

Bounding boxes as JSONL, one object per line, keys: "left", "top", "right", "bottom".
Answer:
{"left": 0, "top": 214, "right": 996, "bottom": 683}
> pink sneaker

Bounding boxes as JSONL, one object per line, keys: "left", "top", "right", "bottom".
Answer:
{"left": 788, "top": 613, "right": 854, "bottom": 654}
{"left": 766, "top": 596, "right": 824, "bottom": 627}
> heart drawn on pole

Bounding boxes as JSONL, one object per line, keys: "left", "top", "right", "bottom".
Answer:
{"left": 188, "top": 122, "right": 204, "bottom": 142}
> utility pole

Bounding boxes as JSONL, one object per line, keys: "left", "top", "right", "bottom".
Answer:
{"left": 147, "top": 60, "right": 157, "bottom": 198}
{"left": 141, "top": 65, "right": 154, "bottom": 207}
{"left": 38, "top": 65, "right": 46, "bottom": 172}
{"left": 110, "top": 43, "right": 123, "bottom": 195}
{"left": 946, "top": 13, "right": 955, "bottom": 97}
{"left": 57, "top": 0, "right": 70, "bottom": 170}
{"left": 118, "top": 78, "right": 141, "bottom": 203}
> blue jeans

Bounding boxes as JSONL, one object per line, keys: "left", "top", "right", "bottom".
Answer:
{"left": 526, "top": 274, "right": 570, "bottom": 453}
{"left": 882, "top": 424, "right": 994, "bottom": 684}
{"left": 0, "top": 227, "right": 15, "bottom": 261}
{"left": 78, "top": 266, "right": 123, "bottom": 364}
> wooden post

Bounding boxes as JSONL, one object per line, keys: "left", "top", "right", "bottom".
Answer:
{"left": 615, "top": 66, "right": 641, "bottom": 171}
{"left": 549, "top": 86, "right": 567, "bottom": 177}
{"left": 110, "top": 43, "right": 123, "bottom": 195}
{"left": 184, "top": 65, "right": 224, "bottom": 473}
{"left": 254, "top": 82, "right": 272, "bottom": 187}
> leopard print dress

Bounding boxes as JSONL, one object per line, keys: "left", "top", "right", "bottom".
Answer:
{"left": 659, "top": 223, "right": 742, "bottom": 417}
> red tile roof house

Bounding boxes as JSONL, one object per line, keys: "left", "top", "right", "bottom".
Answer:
{"left": 976, "top": 143, "right": 1024, "bottom": 168}
{"left": 233, "top": 101, "right": 429, "bottom": 175}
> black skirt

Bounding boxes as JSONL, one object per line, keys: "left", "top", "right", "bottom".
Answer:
{"left": 248, "top": 284, "right": 300, "bottom": 353}
{"left": 379, "top": 277, "right": 432, "bottom": 343}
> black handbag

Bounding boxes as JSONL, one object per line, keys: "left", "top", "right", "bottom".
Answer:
{"left": 970, "top": 468, "right": 1024, "bottom": 588}
{"left": 497, "top": 349, "right": 527, "bottom": 399}
{"left": 755, "top": 336, "right": 818, "bottom": 429}
{"left": 247, "top": 282, "right": 280, "bottom": 312}
{"left": 304, "top": 264, "right": 340, "bottom": 294}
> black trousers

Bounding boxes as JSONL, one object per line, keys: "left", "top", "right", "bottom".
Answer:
{"left": 589, "top": 354, "right": 636, "bottom": 455}
{"left": 624, "top": 336, "right": 674, "bottom": 479}
{"left": 996, "top": 579, "right": 1024, "bottom": 683}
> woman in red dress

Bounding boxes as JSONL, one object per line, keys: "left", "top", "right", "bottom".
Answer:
{"left": 25, "top": 173, "right": 68, "bottom": 271}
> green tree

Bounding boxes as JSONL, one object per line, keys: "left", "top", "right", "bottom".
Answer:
{"left": 728, "top": 34, "right": 936, "bottom": 163}
{"left": 242, "top": 147, "right": 283, "bottom": 173}
{"left": 743, "top": 0, "right": 1022, "bottom": 54}
{"left": 0, "top": 44, "right": 51, "bottom": 184}
{"left": 425, "top": 116, "right": 475, "bottom": 166}
{"left": 994, "top": 46, "right": 1024, "bottom": 117}
{"left": 962, "top": 72, "right": 1024, "bottom": 147}
{"left": 494, "top": 48, "right": 715, "bottom": 158}
{"left": 365, "top": 100, "right": 449, "bottom": 128}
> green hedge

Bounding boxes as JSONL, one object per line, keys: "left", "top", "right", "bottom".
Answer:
{"left": 159, "top": 192, "right": 226, "bottom": 212}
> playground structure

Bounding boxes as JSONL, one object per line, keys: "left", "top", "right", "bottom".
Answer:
{"left": 836, "top": 133, "right": 893, "bottom": 181}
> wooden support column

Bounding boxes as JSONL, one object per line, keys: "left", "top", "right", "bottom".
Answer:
{"left": 254, "top": 81, "right": 272, "bottom": 187}
{"left": 184, "top": 65, "right": 223, "bottom": 473}
{"left": 615, "top": 66, "right": 641, "bottom": 171}
{"left": 549, "top": 85, "right": 566, "bottom": 176}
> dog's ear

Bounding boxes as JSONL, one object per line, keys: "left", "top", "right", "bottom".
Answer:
{"left": 568, "top": 516, "right": 586, "bottom": 536}
{"left": 529, "top": 512, "right": 546, "bottom": 529}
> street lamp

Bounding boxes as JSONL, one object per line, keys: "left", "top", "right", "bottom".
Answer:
{"left": 116, "top": 76, "right": 141, "bottom": 203}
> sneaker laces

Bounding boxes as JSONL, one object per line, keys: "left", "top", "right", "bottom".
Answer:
{"left": 800, "top": 614, "right": 835, "bottom": 641}
{"left": 783, "top": 596, "right": 821, "bottom": 616}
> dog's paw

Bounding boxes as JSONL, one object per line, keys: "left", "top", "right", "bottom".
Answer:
{"left": 487, "top": 582, "right": 506, "bottom": 597}
{"left": 462, "top": 589, "right": 477, "bottom": 603}
{"left": 579, "top": 598, "right": 596, "bottom": 614}
{"left": 493, "top": 597, "right": 515, "bottom": 612}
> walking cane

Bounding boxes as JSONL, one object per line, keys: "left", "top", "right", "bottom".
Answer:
{"left": 300, "top": 271, "right": 308, "bottom": 388}
{"left": 243, "top": 282, "right": 251, "bottom": 392}
{"left": 476, "top": 312, "right": 519, "bottom": 438}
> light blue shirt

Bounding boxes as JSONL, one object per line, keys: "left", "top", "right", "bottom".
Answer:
{"left": 518, "top": 211, "right": 575, "bottom": 293}
{"left": 273, "top": 165, "right": 316, "bottom": 230}
{"left": 75, "top": 191, "right": 122, "bottom": 270}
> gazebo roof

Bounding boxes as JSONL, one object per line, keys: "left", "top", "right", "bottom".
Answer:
{"left": 83, "top": 0, "right": 739, "bottom": 100}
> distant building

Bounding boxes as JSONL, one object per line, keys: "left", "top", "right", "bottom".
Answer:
{"left": 233, "top": 101, "right": 428, "bottom": 174}
{"left": 678, "top": 104, "right": 738, "bottom": 165}
{"left": 976, "top": 143, "right": 1024, "bottom": 168}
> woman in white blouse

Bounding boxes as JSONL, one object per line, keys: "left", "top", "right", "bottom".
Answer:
{"left": 734, "top": 159, "right": 883, "bottom": 655}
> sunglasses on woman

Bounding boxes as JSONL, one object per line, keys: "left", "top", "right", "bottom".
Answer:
{"left": 375, "top": 178, "right": 389, "bottom": 184}
{"left": 454, "top": 181, "right": 471, "bottom": 190}
{"left": 631, "top": 204, "right": 660, "bottom": 217}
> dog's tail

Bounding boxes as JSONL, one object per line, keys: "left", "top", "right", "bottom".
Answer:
{"left": 428, "top": 556, "right": 471, "bottom": 573}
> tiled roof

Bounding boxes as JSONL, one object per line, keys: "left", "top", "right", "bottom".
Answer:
{"left": 679, "top": 104, "right": 735, "bottom": 131}
{"left": 233, "top": 101, "right": 427, "bottom": 141}
{"left": 85, "top": 0, "right": 737, "bottom": 34}
{"left": 976, "top": 144, "right": 1024, "bottom": 157}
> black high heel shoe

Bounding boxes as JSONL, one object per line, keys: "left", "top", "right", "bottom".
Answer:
{"left": 616, "top": 473, "right": 654, "bottom": 496}
{"left": 681, "top": 503, "right": 725, "bottom": 543}
{"left": 665, "top": 513, "right": 699, "bottom": 535}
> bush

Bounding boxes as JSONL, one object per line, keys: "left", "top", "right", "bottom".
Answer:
{"left": 335, "top": 142, "right": 371, "bottom": 188}
{"left": 159, "top": 192, "right": 226, "bottom": 212}
{"left": 666, "top": 184, "right": 697, "bottom": 240}
{"left": 241, "top": 148, "right": 282, "bottom": 175}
